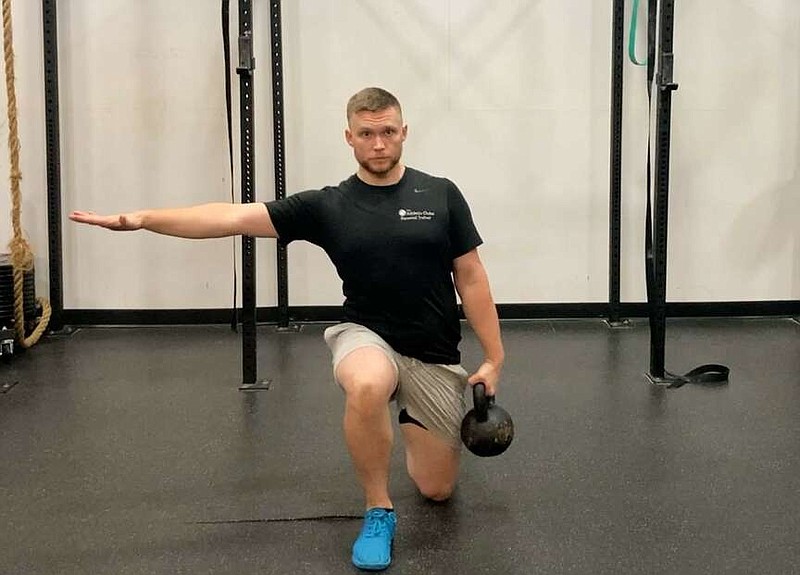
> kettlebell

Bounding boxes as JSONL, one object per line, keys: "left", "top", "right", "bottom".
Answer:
{"left": 460, "top": 382, "right": 514, "bottom": 457}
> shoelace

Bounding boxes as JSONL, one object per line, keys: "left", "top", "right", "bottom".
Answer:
{"left": 363, "top": 511, "right": 391, "bottom": 538}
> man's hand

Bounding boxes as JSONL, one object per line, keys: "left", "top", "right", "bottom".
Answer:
{"left": 467, "top": 360, "right": 502, "bottom": 396}
{"left": 69, "top": 210, "right": 144, "bottom": 231}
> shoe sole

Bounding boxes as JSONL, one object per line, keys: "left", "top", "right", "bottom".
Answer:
{"left": 352, "top": 560, "right": 390, "bottom": 571}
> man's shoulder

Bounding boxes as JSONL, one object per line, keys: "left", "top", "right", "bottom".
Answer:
{"left": 405, "top": 167, "right": 455, "bottom": 190}
{"left": 292, "top": 176, "right": 354, "bottom": 201}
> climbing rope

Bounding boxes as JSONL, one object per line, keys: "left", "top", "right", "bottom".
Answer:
{"left": 2, "top": 0, "right": 51, "bottom": 347}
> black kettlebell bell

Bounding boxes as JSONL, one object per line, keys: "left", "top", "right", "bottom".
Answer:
{"left": 460, "top": 382, "right": 514, "bottom": 457}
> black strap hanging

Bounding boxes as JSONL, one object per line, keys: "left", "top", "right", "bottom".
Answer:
{"left": 222, "top": 0, "right": 239, "bottom": 333}
{"left": 643, "top": 0, "right": 729, "bottom": 388}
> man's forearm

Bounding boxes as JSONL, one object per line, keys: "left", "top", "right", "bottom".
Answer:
{"left": 460, "top": 280, "right": 505, "bottom": 366}
{"left": 139, "top": 203, "right": 247, "bottom": 238}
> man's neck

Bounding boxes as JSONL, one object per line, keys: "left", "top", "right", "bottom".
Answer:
{"left": 357, "top": 164, "right": 405, "bottom": 187}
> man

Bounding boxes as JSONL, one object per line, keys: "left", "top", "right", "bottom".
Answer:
{"left": 70, "top": 87, "right": 504, "bottom": 571}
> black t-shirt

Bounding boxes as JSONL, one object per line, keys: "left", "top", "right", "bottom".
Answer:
{"left": 265, "top": 167, "right": 482, "bottom": 364}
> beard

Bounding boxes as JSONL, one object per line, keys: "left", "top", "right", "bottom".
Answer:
{"left": 358, "top": 154, "right": 401, "bottom": 178}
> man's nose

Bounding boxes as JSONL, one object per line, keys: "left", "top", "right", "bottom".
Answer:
{"left": 373, "top": 136, "right": 386, "bottom": 150}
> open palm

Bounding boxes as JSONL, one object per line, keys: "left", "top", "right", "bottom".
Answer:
{"left": 69, "top": 211, "right": 142, "bottom": 231}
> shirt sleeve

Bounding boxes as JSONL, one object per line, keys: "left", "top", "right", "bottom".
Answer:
{"left": 446, "top": 180, "right": 483, "bottom": 259}
{"left": 264, "top": 189, "right": 327, "bottom": 245}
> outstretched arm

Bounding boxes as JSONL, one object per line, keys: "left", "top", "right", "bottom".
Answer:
{"left": 69, "top": 202, "right": 278, "bottom": 239}
{"left": 453, "top": 248, "right": 505, "bottom": 395}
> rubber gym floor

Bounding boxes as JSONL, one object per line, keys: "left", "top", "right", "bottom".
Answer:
{"left": 2, "top": 318, "right": 799, "bottom": 574}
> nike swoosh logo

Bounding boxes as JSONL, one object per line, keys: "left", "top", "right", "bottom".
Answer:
{"left": 413, "top": 188, "right": 427, "bottom": 193}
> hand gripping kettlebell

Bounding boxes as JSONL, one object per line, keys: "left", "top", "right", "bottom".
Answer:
{"left": 460, "top": 382, "right": 514, "bottom": 457}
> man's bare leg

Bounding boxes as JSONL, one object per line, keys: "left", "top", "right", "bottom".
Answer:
{"left": 402, "top": 423, "right": 461, "bottom": 502}
{"left": 336, "top": 346, "right": 399, "bottom": 570}
{"left": 336, "top": 346, "right": 397, "bottom": 509}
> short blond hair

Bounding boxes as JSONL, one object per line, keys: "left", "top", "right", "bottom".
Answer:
{"left": 346, "top": 87, "right": 402, "bottom": 123}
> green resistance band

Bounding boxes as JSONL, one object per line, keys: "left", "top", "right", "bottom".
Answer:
{"left": 628, "top": 0, "right": 647, "bottom": 66}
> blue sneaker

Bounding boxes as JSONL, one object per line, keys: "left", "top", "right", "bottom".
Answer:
{"left": 351, "top": 508, "right": 397, "bottom": 571}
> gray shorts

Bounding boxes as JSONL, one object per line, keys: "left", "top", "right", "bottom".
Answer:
{"left": 323, "top": 322, "right": 468, "bottom": 449}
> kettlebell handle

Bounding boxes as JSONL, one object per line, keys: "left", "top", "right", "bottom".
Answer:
{"left": 472, "top": 382, "right": 495, "bottom": 423}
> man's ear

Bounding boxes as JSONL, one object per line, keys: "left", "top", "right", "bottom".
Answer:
{"left": 345, "top": 128, "right": 353, "bottom": 147}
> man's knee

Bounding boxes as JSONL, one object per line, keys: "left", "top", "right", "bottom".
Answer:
{"left": 337, "top": 347, "right": 396, "bottom": 407}
{"left": 409, "top": 460, "right": 457, "bottom": 502}
{"left": 415, "top": 478, "right": 455, "bottom": 502}
{"left": 344, "top": 375, "right": 394, "bottom": 407}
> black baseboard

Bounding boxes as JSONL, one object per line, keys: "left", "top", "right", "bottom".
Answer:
{"left": 498, "top": 301, "right": 800, "bottom": 319}
{"left": 60, "top": 301, "right": 800, "bottom": 327}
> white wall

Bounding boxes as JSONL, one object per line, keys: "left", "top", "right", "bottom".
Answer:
{"left": 0, "top": 0, "right": 797, "bottom": 311}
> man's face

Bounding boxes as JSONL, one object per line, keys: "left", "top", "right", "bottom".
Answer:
{"left": 345, "top": 107, "right": 407, "bottom": 179}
